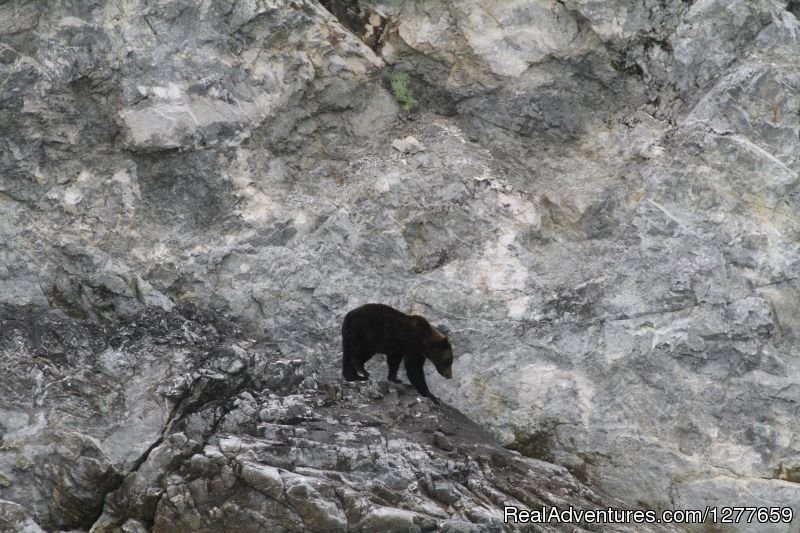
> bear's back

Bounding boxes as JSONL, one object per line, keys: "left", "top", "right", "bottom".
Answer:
{"left": 344, "top": 303, "right": 420, "bottom": 353}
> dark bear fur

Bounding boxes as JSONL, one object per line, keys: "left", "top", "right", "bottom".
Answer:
{"left": 341, "top": 303, "right": 453, "bottom": 401}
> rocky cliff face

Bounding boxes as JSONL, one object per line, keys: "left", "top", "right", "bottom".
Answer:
{"left": 1, "top": 0, "right": 799, "bottom": 531}
{"left": 4, "top": 303, "right": 661, "bottom": 532}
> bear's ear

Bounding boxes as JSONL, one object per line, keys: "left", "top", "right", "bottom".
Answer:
{"left": 410, "top": 316, "right": 427, "bottom": 329}
{"left": 429, "top": 325, "right": 446, "bottom": 341}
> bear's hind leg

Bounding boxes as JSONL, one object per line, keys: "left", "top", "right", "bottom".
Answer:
{"left": 344, "top": 363, "right": 368, "bottom": 381}
{"left": 342, "top": 360, "right": 361, "bottom": 381}
{"left": 343, "top": 348, "right": 370, "bottom": 381}
{"left": 343, "top": 350, "right": 369, "bottom": 381}
{"left": 342, "top": 327, "right": 369, "bottom": 381}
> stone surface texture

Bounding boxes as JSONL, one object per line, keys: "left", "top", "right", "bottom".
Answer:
{"left": 1, "top": 0, "right": 799, "bottom": 531}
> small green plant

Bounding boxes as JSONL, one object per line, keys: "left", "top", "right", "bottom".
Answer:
{"left": 388, "top": 72, "right": 417, "bottom": 113}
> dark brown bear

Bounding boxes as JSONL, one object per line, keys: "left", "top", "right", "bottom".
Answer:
{"left": 341, "top": 303, "right": 453, "bottom": 402}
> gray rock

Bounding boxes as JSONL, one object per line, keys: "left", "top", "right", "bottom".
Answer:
{"left": 0, "top": 500, "right": 45, "bottom": 533}
{"left": 2, "top": 0, "right": 799, "bottom": 531}
{"left": 392, "top": 135, "right": 427, "bottom": 154}
{"left": 1, "top": 303, "right": 662, "bottom": 532}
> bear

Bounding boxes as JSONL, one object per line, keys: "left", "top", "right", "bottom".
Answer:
{"left": 341, "top": 303, "right": 453, "bottom": 402}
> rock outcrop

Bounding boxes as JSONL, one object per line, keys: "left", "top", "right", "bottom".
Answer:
{"left": 1, "top": 0, "right": 799, "bottom": 531}
{"left": 1, "top": 304, "right": 667, "bottom": 532}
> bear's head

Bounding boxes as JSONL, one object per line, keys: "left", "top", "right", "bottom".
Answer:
{"left": 427, "top": 332, "right": 453, "bottom": 379}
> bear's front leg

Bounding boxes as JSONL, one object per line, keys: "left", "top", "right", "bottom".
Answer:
{"left": 387, "top": 352, "right": 404, "bottom": 383}
{"left": 404, "top": 353, "right": 438, "bottom": 402}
